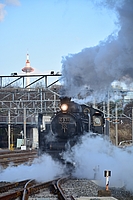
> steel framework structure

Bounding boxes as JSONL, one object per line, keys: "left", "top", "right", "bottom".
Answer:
{"left": 0, "top": 74, "right": 62, "bottom": 125}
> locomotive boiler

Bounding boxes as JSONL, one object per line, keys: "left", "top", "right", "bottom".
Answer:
{"left": 38, "top": 97, "right": 106, "bottom": 161}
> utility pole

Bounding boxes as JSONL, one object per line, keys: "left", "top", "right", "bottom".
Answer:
{"left": 23, "top": 106, "right": 26, "bottom": 147}
{"left": 107, "top": 91, "right": 110, "bottom": 138}
{"left": 53, "top": 92, "right": 56, "bottom": 112}
{"left": 115, "top": 103, "right": 118, "bottom": 146}
{"left": 8, "top": 110, "right": 11, "bottom": 150}
{"left": 40, "top": 88, "right": 43, "bottom": 112}
{"left": 103, "top": 102, "right": 106, "bottom": 134}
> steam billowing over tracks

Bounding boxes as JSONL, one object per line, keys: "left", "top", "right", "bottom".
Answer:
{"left": 0, "top": 177, "right": 133, "bottom": 200}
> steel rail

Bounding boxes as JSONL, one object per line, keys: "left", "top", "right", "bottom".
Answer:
{"left": 0, "top": 179, "right": 58, "bottom": 200}
{"left": 22, "top": 179, "right": 34, "bottom": 200}
{"left": 0, "top": 179, "right": 35, "bottom": 200}
{"left": 56, "top": 177, "right": 69, "bottom": 200}
{"left": 20, "top": 178, "right": 60, "bottom": 199}
{"left": 0, "top": 180, "right": 30, "bottom": 193}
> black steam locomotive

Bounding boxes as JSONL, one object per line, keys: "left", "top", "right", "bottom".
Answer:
{"left": 38, "top": 97, "right": 106, "bottom": 161}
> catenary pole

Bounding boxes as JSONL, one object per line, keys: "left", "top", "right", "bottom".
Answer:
{"left": 24, "top": 106, "right": 26, "bottom": 147}
{"left": 8, "top": 109, "right": 11, "bottom": 150}
{"left": 115, "top": 103, "right": 118, "bottom": 146}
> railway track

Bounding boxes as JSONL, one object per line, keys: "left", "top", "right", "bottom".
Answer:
{"left": 28, "top": 177, "right": 133, "bottom": 200}
{"left": 0, "top": 176, "right": 133, "bottom": 199}
{"left": 0, "top": 149, "right": 38, "bottom": 168}
{"left": 0, "top": 177, "right": 69, "bottom": 200}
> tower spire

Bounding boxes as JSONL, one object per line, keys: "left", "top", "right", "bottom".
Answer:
{"left": 22, "top": 53, "right": 34, "bottom": 88}
{"left": 22, "top": 53, "right": 34, "bottom": 73}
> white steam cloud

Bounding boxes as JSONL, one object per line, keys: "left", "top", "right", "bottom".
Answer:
{"left": 61, "top": 0, "right": 133, "bottom": 102}
{"left": 0, "top": 0, "right": 20, "bottom": 21}
{"left": 0, "top": 3, "right": 6, "bottom": 21}
{"left": 5, "top": 0, "right": 20, "bottom": 6}
{"left": 62, "top": 134, "right": 133, "bottom": 192}
{"left": 0, "top": 154, "right": 64, "bottom": 182}
{"left": 0, "top": 136, "right": 133, "bottom": 193}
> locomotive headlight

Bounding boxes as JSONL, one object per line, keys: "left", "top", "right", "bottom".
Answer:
{"left": 61, "top": 104, "right": 68, "bottom": 112}
{"left": 94, "top": 117, "right": 101, "bottom": 125}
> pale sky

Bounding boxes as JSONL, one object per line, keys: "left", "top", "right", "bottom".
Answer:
{"left": 0, "top": 0, "right": 117, "bottom": 76}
